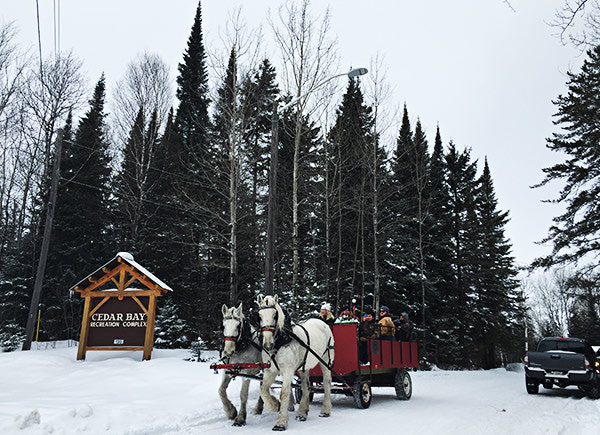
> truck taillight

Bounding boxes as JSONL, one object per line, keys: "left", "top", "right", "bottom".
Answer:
{"left": 585, "top": 358, "right": 590, "bottom": 369}
{"left": 524, "top": 354, "right": 529, "bottom": 366}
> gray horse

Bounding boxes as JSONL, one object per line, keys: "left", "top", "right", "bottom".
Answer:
{"left": 219, "top": 303, "right": 264, "bottom": 426}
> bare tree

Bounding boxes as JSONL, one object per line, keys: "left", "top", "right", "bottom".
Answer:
{"left": 552, "top": 0, "right": 600, "bottom": 48}
{"left": 201, "top": 8, "right": 264, "bottom": 304}
{"left": 270, "top": 0, "right": 338, "bottom": 302}
{"left": 0, "top": 22, "right": 29, "bottom": 257}
{"left": 9, "top": 52, "right": 85, "bottom": 248}
{"left": 524, "top": 269, "right": 573, "bottom": 338}
{"left": 111, "top": 53, "right": 173, "bottom": 249}
{"left": 363, "top": 54, "right": 396, "bottom": 314}
{"left": 111, "top": 52, "right": 173, "bottom": 150}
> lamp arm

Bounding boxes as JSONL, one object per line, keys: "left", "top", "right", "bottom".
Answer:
{"left": 278, "top": 72, "right": 349, "bottom": 113}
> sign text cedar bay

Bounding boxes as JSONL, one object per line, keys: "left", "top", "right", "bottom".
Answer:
{"left": 89, "top": 311, "right": 147, "bottom": 328}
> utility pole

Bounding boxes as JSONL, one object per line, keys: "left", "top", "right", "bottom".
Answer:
{"left": 264, "top": 102, "right": 278, "bottom": 296}
{"left": 22, "top": 129, "right": 64, "bottom": 350}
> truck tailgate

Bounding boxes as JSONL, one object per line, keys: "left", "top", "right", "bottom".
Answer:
{"left": 528, "top": 351, "right": 587, "bottom": 371}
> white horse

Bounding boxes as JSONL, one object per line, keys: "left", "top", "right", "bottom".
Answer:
{"left": 256, "top": 294, "right": 334, "bottom": 431}
{"left": 219, "top": 303, "right": 264, "bottom": 426}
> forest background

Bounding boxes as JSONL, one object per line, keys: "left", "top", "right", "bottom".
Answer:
{"left": 1, "top": 0, "right": 600, "bottom": 370}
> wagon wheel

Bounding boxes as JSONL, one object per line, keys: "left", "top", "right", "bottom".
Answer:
{"left": 353, "top": 378, "right": 372, "bottom": 409}
{"left": 293, "top": 385, "right": 314, "bottom": 403}
{"left": 395, "top": 369, "right": 412, "bottom": 400}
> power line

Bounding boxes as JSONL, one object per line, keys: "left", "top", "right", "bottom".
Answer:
{"left": 35, "top": 0, "right": 43, "bottom": 78}
{"left": 63, "top": 138, "right": 219, "bottom": 189}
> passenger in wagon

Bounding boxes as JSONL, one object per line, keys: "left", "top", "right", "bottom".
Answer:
{"left": 334, "top": 309, "right": 358, "bottom": 324}
{"left": 396, "top": 312, "right": 414, "bottom": 341}
{"left": 359, "top": 308, "right": 377, "bottom": 338}
{"left": 318, "top": 303, "right": 335, "bottom": 326}
{"left": 374, "top": 305, "right": 396, "bottom": 340}
{"left": 358, "top": 308, "right": 377, "bottom": 364}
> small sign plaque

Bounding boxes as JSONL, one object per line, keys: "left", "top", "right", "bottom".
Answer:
{"left": 87, "top": 297, "right": 149, "bottom": 347}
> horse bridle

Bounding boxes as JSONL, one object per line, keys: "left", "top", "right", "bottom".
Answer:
{"left": 222, "top": 316, "right": 243, "bottom": 344}
{"left": 258, "top": 306, "right": 279, "bottom": 335}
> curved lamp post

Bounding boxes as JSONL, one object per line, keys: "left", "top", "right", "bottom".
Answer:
{"left": 264, "top": 67, "right": 368, "bottom": 295}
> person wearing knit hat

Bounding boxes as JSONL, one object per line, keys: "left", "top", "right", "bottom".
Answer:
{"left": 375, "top": 305, "right": 396, "bottom": 340}
{"left": 318, "top": 302, "right": 335, "bottom": 325}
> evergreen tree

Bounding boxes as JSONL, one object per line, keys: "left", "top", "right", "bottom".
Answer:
{"left": 238, "top": 59, "right": 278, "bottom": 304}
{"left": 535, "top": 44, "right": 600, "bottom": 272}
{"left": 423, "top": 126, "right": 455, "bottom": 366}
{"left": 327, "top": 78, "right": 375, "bottom": 311}
{"left": 154, "top": 295, "right": 188, "bottom": 349}
{"left": 158, "top": 1, "right": 213, "bottom": 342}
{"left": 277, "top": 106, "right": 322, "bottom": 315}
{"left": 472, "top": 158, "right": 519, "bottom": 368}
{"left": 211, "top": 47, "right": 241, "bottom": 306}
{"left": 382, "top": 105, "right": 423, "bottom": 316}
{"left": 42, "top": 77, "right": 113, "bottom": 340}
{"left": 114, "top": 108, "right": 161, "bottom": 256}
{"left": 566, "top": 274, "right": 600, "bottom": 343}
{"left": 443, "top": 143, "right": 479, "bottom": 367}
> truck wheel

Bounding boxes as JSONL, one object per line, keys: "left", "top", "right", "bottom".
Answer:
{"left": 353, "top": 378, "right": 372, "bottom": 409}
{"left": 395, "top": 369, "right": 412, "bottom": 400}
{"left": 525, "top": 376, "right": 539, "bottom": 394}
{"left": 542, "top": 380, "right": 553, "bottom": 389}
{"left": 587, "top": 380, "right": 600, "bottom": 399}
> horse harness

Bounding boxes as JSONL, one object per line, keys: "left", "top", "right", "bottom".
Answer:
{"left": 259, "top": 306, "right": 335, "bottom": 374}
{"left": 221, "top": 318, "right": 261, "bottom": 356}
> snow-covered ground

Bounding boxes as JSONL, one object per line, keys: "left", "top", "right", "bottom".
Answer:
{"left": 1, "top": 343, "right": 599, "bottom": 434}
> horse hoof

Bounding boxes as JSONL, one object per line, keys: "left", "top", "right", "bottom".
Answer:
{"left": 233, "top": 420, "right": 246, "bottom": 427}
{"left": 295, "top": 415, "right": 307, "bottom": 421}
{"left": 319, "top": 412, "right": 330, "bottom": 418}
{"left": 272, "top": 425, "right": 287, "bottom": 431}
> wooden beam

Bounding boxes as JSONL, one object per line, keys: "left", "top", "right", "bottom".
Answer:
{"left": 86, "top": 346, "right": 145, "bottom": 352}
{"left": 143, "top": 295, "right": 157, "bottom": 360}
{"left": 80, "top": 290, "right": 163, "bottom": 298}
{"left": 131, "top": 296, "right": 149, "bottom": 316}
{"left": 88, "top": 296, "right": 110, "bottom": 317}
{"left": 77, "top": 297, "right": 92, "bottom": 360}
{"left": 76, "top": 263, "right": 127, "bottom": 294}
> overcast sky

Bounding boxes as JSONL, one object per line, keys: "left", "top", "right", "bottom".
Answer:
{"left": 1, "top": 0, "right": 583, "bottom": 268}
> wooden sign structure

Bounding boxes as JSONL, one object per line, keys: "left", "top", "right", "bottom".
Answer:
{"left": 72, "top": 252, "right": 171, "bottom": 361}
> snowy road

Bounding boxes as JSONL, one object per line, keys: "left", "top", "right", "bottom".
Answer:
{"left": 1, "top": 346, "right": 599, "bottom": 434}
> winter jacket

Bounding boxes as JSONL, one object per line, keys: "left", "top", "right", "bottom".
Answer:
{"left": 375, "top": 315, "right": 396, "bottom": 338}
{"left": 359, "top": 319, "right": 377, "bottom": 339}
{"left": 319, "top": 311, "right": 335, "bottom": 326}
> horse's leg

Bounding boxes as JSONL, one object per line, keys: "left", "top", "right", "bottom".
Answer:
{"left": 287, "top": 388, "right": 295, "bottom": 412}
{"left": 260, "top": 369, "right": 280, "bottom": 413}
{"left": 273, "top": 369, "right": 294, "bottom": 430}
{"left": 233, "top": 378, "right": 250, "bottom": 426}
{"left": 218, "top": 372, "right": 237, "bottom": 420}
{"left": 254, "top": 389, "right": 264, "bottom": 415}
{"left": 295, "top": 370, "right": 310, "bottom": 421}
{"left": 319, "top": 364, "right": 332, "bottom": 417}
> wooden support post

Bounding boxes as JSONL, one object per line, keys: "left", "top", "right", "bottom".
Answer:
{"left": 143, "top": 295, "right": 157, "bottom": 360}
{"left": 77, "top": 296, "right": 92, "bottom": 360}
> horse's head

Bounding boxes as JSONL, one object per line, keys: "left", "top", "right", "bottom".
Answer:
{"left": 256, "top": 294, "right": 284, "bottom": 352}
{"left": 221, "top": 302, "right": 244, "bottom": 358}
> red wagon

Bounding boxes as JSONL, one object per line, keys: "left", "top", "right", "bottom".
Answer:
{"left": 298, "top": 323, "right": 419, "bottom": 408}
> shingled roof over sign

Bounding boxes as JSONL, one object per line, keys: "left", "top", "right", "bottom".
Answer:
{"left": 70, "top": 252, "right": 172, "bottom": 293}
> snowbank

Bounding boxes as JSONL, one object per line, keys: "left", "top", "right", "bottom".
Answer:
{"left": 1, "top": 345, "right": 599, "bottom": 434}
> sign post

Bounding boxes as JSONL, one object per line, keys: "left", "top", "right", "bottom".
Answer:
{"left": 72, "top": 253, "right": 171, "bottom": 361}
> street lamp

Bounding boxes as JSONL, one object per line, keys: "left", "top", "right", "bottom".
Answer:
{"left": 264, "top": 67, "right": 368, "bottom": 295}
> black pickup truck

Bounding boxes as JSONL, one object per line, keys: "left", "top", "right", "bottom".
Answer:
{"left": 524, "top": 337, "right": 600, "bottom": 398}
